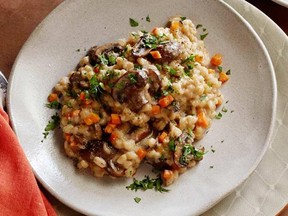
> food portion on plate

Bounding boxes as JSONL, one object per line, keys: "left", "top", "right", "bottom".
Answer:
{"left": 46, "top": 16, "right": 229, "bottom": 186}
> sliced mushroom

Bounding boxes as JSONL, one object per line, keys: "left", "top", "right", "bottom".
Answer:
{"left": 69, "top": 71, "right": 89, "bottom": 90}
{"left": 174, "top": 132, "right": 194, "bottom": 168}
{"left": 88, "top": 43, "right": 124, "bottom": 66}
{"left": 79, "top": 139, "right": 125, "bottom": 177}
{"left": 107, "top": 160, "right": 125, "bottom": 177}
{"left": 112, "top": 70, "right": 149, "bottom": 112}
{"left": 79, "top": 140, "right": 113, "bottom": 162}
{"left": 132, "top": 35, "right": 153, "bottom": 57}
{"left": 147, "top": 69, "right": 161, "bottom": 95}
{"left": 155, "top": 41, "right": 180, "bottom": 63}
{"left": 130, "top": 124, "right": 152, "bottom": 143}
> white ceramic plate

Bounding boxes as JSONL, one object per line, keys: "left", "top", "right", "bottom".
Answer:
{"left": 272, "top": 0, "right": 288, "bottom": 8}
{"left": 7, "top": 0, "right": 276, "bottom": 215}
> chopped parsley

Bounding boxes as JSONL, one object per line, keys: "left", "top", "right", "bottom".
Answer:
{"left": 89, "top": 75, "right": 104, "bottom": 99}
{"left": 126, "top": 175, "right": 169, "bottom": 193}
{"left": 164, "top": 65, "right": 177, "bottom": 76}
{"left": 180, "top": 16, "right": 186, "bottom": 21}
{"left": 108, "top": 55, "right": 117, "bottom": 65}
{"left": 128, "top": 73, "right": 138, "bottom": 84}
{"left": 168, "top": 140, "right": 175, "bottom": 152}
{"left": 196, "top": 24, "right": 203, "bottom": 29}
{"left": 180, "top": 145, "right": 204, "bottom": 165}
{"left": 217, "top": 66, "right": 223, "bottom": 72}
{"left": 146, "top": 15, "right": 150, "bottom": 22}
{"left": 143, "top": 34, "right": 158, "bottom": 49}
{"left": 42, "top": 113, "right": 60, "bottom": 141}
{"left": 103, "top": 69, "right": 119, "bottom": 81}
{"left": 226, "top": 69, "right": 231, "bottom": 75}
{"left": 215, "top": 112, "right": 223, "bottom": 119}
{"left": 46, "top": 101, "right": 61, "bottom": 110}
{"left": 221, "top": 107, "right": 228, "bottom": 113}
{"left": 182, "top": 54, "right": 195, "bottom": 64}
{"left": 200, "top": 33, "right": 208, "bottom": 40}
{"left": 134, "top": 197, "right": 141, "bottom": 203}
{"left": 99, "top": 54, "right": 109, "bottom": 65}
{"left": 129, "top": 18, "right": 139, "bottom": 27}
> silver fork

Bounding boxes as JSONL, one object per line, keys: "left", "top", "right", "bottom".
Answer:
{"left": 0, "top": 71, "right": 8, "bottom": 109}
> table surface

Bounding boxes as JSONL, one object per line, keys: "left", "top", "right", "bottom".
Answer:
{"left": 0, "top": 0, "right": 287, "bottom": 215}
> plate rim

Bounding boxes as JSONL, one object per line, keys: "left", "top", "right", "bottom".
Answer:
{"left": 6, "top": 0, "right": 277, "bottom": 215}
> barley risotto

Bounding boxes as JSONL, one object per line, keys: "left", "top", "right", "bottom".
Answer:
{"left": 47, "top": 16, "right": 228, "bottom": 186}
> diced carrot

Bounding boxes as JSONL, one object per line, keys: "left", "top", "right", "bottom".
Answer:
{"left": 72, "top": 109, "right": 80, "bottom": 117}
{"left": 162, "top": 170, "right": 174, "bottom": 180}
{"left": 109, "top": 131, "right": 118, "bottom": 144}
{"left": 216, "top": 98, "right": 223, "bottom": 107}
{"left": 104, "top": 123, "right": 117, "bottom": 133}
{"left": 48, "top": 93, "right": 58, "bottom": 102}
{"left": 136, "top": 148, "right": 147, "bottom": 160}
{"left": 219, "top": 72, "right": 229, "bottom": 83}
{"left": 84, "top": 113, "right": 100, "bottom": 125}
{"left": 150, "top": 50, "right": 162, "bottom": 59}
{"left": 210, "top": 54, "right": 223, "bottom": 66}
{"left": 195, "top": 55, "right": 203, "bottom": 63}
{"left": 151, "top": 105, "right": 161, "bottom": 115}
{"left": 79, "top": 92, "right": 86, "bottom": 100}
{"left": 196, "top": 111, "right": 209, "bottom": 128}
{"left": 158, "top": 131, "right": 168, "bottom": 143}
{"left": 151, "top": 27, "right": 158, "bottom": 36}
{"left": 110, "top": 114, "right": 121, "bottom": 125}
{"left": 170, "top": 20, "right": 180, "bottom": 31}
{"left": 64, "top": 133, "right": 72, "bottom": 142}
{"left": 158, "top": 95, "right": 174, "bottom": 108}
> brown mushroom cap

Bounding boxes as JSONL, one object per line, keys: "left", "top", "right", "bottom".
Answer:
{"left": 132, "top": 35, "right": 153, "bottom": 57}
{"left": 112, "top": 70, "right": 149, "bottom": 112}
{"left": 88, "top": 43, "right": 124, "bottom": 65}
{"left": 174, "top": 132, "right": 194, "bottom": 168}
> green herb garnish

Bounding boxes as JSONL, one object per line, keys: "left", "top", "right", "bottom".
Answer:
{"left": 99, "top": 54, "right": 108, "bottom": 65}
{"left": 42, "top": 113, "right": 60, "bottom": 141}
{"left": 89, "top": 75, "right": 104, "bottom": 99}
{"left": 180, "top": 145, "right": 204, "bottom": 165}
{"left": 217, "top": 66, "right": 223, "bottom": 72}
{"left": 128, "top": 73, "right": 138, "bottom": 84}
{"left": 134, "top": 197, "right": 141, "bottom": 203}
{"left": 108, "top": 55, "right": 117, "bottom": 65}
{"left": 182, "top": 54, "right": 195, "bottom": 64}
{"left": 126, "top": 175, "right": 169, "bottom": 193}
{"left": 221, "top": 107, "right": 228, "bottom": 113}
{"left": 215, "top": 112, "right": 223, "bottom": 119}
{"left": 196, "top": 24, "right": 203, "bottom": 29}
{"left": 200, "top": 33, "right": 208, "bottom": 40}
{"left": 226, "top": 69, "right": 231, "bottom": 75}
{"left": 168, "top": 140, "right": 175, "bottom": 152}
{"left": 146, "top": 15, "right": 150, "bottom": 22}
{"left": 46, "top": 101, "right": 61, "bottom": 110}
{"left": 180, "top": 16, "right": 186, "bottom": 21}
{"left": 129, "top": 18, "right": 139, "bottom": 27}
